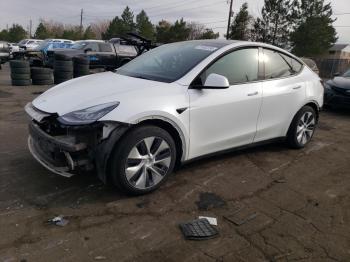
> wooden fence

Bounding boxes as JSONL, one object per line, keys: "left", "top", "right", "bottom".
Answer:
{"left": 312, "top": 58, "right": 350, "bottom": 78}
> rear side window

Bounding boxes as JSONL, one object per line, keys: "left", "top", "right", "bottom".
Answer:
{"left": 201, "top": 48, "right": 259, "bottom": 85}
{"left": 263, "top": 49, "right": 297, "bottom": 79}
{"left": 280, "top": 53, "right": 302, "bottom": 73}
{"left": 86, "top": 43, "right": 99, "bottom": 52}
{"left": 99, "top": 43, "right": 113, "bottom": 52}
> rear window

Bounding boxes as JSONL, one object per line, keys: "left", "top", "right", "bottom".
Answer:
{"left": 99, "top": 43, "right": 113, "bottom": 52}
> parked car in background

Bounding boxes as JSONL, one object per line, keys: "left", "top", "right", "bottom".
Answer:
{"left": 47, "top": 40, "right": 137, "bottom": 69}
{"left": 18, "top": 39, "right": 43, "bottom": 51}
{"left": 301, "top": 58, "right": 320, "bottom": 75}
{"left": 0, "top": 41, "right": 10, "bottom": 65}
{"left": 324, "top": 69, "right": 350, "bottom": 108}
{"left": 25, "top": 40, "right": 323, "bottom": 195}
{"left": 13, "top": 39, "right": 75, "bottom": 66}
{"left": 8, "top": 43, "right": 20, "bottom": 54}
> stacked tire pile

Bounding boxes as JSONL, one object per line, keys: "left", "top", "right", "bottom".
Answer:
{"left": 31, "top": 67, "right": 53, "bottom": 85}
{"left": 54, "top": 54, "right": 73, "bottom": 84}
{"left": 10, "top": 60, "right": 31, "bottom": 86}
{"left": 73, "top": 56, "right": 90, "bottom": 78}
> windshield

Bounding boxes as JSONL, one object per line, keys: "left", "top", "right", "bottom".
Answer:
{"left": 71, "top": 42, "right": 88, "bottom": 49}
{"left": 343, "top": 69, "right": 350, "bottom": 77}
{"left": 116, "top": 41, "right": 220, "bottom": 83}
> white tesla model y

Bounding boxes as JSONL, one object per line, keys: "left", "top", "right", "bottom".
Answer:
{"left": 25, "top": 40, "right": 324, "bottom": 194}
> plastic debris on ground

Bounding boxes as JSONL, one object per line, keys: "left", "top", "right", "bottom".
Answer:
{"left": 198, "top": 216, "right": 218, "bottom": 226}
{"left": 179, "top": 218, "right": 219, "bottom": 240}
{"left": 47, "top": 215, "right": 69, "bottom": 227}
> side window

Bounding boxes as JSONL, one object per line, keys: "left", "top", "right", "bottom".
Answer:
{"left": 99, "top": 43, "right": 113, "bottom": 52}
{"left": 200, "top": 48, "right": 259, "bottom": 85}
{"left": 280, "top": 53, "right": 303, "bottom": 73}
{"left": 263, "top": 49, "right": 294, "bottom": 79}
{"left": 86, "top": 43, "right": 99, "bottom": 52}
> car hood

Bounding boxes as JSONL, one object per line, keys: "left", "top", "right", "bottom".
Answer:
{"left": 327, "top": 77, "right": 350, "bottom": 89}
{"left": 32, "top": 72, "right": 185, "bottom": 116}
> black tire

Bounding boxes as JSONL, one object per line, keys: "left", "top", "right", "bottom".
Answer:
{"left": 11, "top": 73, "right": 31, "bottom": 80}
{"left": 54, "top": 65, "right": 73, "bottom": 72}
{"left": 32, "top": 73, "right": 53, "bottom": 80}
{"left": 287, "top": 106, "right": 317, "bottom": 149}
{"left": 54, "top": 78, "right": 70, "bottom": 84}
{"left": 12, "top": 79, "right": 31, "bottom": 86}
{"left": 32, "top": 79, "right": 54, "bottom": 85}
{"left": 10, "top": 60, "right": 30, "bottom": 68}
{"left": 54, "top": 60, "right": 73, "bottom": 67}
{"left": 54, "top": 53, "right": 71, "bottom": 61}
{"left": 74, "top": 64, "right": 89, "bottom": 70}
{"left": 11, "top": 67, "right": 30, "bottom": 74}
{"left": 73, "top": 56, "right": 89, "bottom": 65}
{"left": 54, "top": 71, "right": 73, "bottom": 78}
{"left": 31, "top": 67, "right": 53, "bottom": 75}
{"left": 74, "top": 68, "right": 90, "bottom": 74}
{"left": 109, "top": 125, "right": 177, "bottom": 195}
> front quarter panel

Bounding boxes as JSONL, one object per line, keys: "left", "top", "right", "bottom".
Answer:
{"left": 99, "top": 83, "right": 190, "bottom": 159}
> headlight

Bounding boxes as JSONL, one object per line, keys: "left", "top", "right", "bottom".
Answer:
{"left": 58, "top": 101, "right": 120, "bottom": 125}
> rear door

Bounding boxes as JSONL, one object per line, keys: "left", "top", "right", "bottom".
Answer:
{"left": 98, "top": 43, "right": 116, "bottom": 69}
{"left": 85, "top": 42, "right": 100, "bottom": 67}
{"left": 254, "top": 48, "right": 305, "bottom": 142}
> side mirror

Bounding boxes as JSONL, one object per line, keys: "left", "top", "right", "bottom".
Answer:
{"left": 84, "top": 48, "right": 92, "bottom": 53}
{"left": 333, "top": 72, "right": 340, "bottom": 77}
{"left": 192, "top": 73, "right": 230, "bottom": 89}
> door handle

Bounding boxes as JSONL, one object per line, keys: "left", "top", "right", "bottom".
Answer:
{"left": 247, "top": 91, "right": 258, "bottom": 96}
{"left": 293, "top": 85, "right": 302, "bottom": 90}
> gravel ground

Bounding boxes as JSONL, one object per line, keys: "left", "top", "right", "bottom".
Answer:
{"left": 0, "top": 63, "right": 349, "bottom": 262}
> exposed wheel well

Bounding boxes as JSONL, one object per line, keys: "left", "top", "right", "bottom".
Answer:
{"left": 135, "top": 119, "right": 184, "bottom": 168}
{"left": 304, "top": 102, "right": 320, "bottom": 122}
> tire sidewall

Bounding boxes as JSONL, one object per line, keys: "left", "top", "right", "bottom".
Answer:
{"left": 288, "top": 106, "right": 317, "bottom": 148}
{"left": 109, "top": 125, "right": 177, "bottom": 195}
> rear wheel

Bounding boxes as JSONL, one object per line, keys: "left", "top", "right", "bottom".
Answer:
{"left": 287, "top": 106, "right": 317, "bottom": 148}
{"left": 109, "top": 125, "right": 176, "bottom": 195}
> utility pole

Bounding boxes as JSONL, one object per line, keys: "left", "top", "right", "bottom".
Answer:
{"left": 29, "top": 19, "right": 32, "bottom": 38}
{"left": 80, "top": 9, "right": 84, "bottom": 33}
{"left": 226, "top": 0, "right": 233, "bottom": 39}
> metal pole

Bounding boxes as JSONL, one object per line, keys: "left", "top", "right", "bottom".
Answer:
{"left": 226, "top": 0, "right": 233, "bottom": 39}
{"left": 80, "top": 9, "right": 83, "bottom": 33}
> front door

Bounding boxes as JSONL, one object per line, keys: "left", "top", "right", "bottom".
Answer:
{"left": 188, "top": 47, "right": 263, "bottom": 159}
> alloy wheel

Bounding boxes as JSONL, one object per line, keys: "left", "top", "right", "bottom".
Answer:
{"left": 125, "top": 136, "right": 172, "bottom": 189}
{"left": 296, "top": 111, "right": 315, "bottom": 145}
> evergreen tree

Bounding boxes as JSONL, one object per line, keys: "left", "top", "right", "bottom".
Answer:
{"left": 34, "top": 22, "right": 50, "bottom": 39}
{"left": 155, "top": 20, "right": 172, "bottom": 43}
{"left": 198, "top": 29, "right": 219, "bottom": 39}
{"left": 291, "top": 0, "right": 337, "bottom": 56}
{"left": 83, "top": 26, "right": 96, "bottom": 39}
{"left": 103, "top": 6, "right": 135, "bottom": 39}
{"left": 168, "top": 19, "right": 190, "bottom": 42}
{"left": 136, "top": 10, "right": 155, "bottom": 40}
{"left": 0, "top": 29, "right": 9, "bottom": 41}
{"left": 251, "top": 0, "right": 296, "bottom": 48}
{"left": 228, "top": 3, "right": 252, "bottom": 40}
{"left": 7, "top": 24, "right": 27, "bottom": 42}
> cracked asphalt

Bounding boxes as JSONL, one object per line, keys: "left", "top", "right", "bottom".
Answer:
{"left": 0, "top": 63, "right": 349, "bottom": 261}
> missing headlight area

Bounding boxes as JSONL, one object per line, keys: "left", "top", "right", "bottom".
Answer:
{"left": 26, "top": 104, "right": 127, "bottom": 178}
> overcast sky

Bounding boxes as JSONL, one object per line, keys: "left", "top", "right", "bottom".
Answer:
{"left": 0, "top": 0, "right": 349, "bottom": 43}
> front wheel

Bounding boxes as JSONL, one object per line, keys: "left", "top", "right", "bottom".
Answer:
{"left": 109, "top": 125, "right": 177, "bottom": 195}
{"left": 287, "top": 106, "right": 317, "bottom": 148}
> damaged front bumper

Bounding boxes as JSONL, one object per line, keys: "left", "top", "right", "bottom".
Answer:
{"left": 25, "top": 103, "right": 130, "bottom": 181}
{"left": 28, "top": 121, "right": 94, "bottom": 177}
